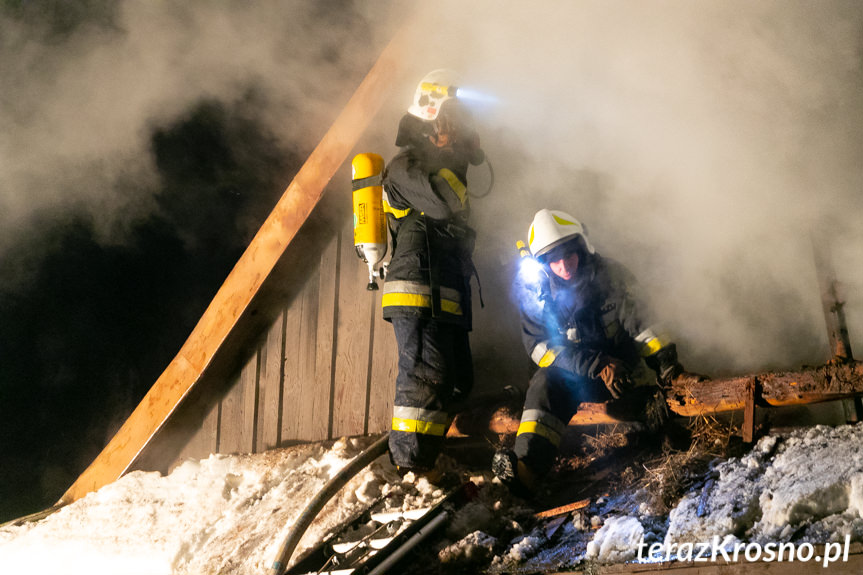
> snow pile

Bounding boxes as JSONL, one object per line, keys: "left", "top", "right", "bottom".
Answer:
{"left": 0, "top": 437, "right": 443, "bottom": 575}
{"left": 502, "top": 423, "right": 863, "bottom": 571}
{"left": 586, "top": 516, "right": 644, "bottom": 562}
{"left": 439, "top": 530, "right": 498, "bottom": 564}
{"left": 666, "top": 424, "right": 863, "bottom": 548}
{"left": 438, "top": 476, "right": 527, "bottom": 566}
{"left": 8, "top": 424, "right": 863, "bottom": 573}
{"left": 499, "top": 532, "right": 545, "bottom": 564}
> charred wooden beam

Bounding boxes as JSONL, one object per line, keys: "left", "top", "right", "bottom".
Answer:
{"left": 811, "top": 231, "right": 861, "bottom": 423}
{"left": 449, "top": 361, "right": 863, "bottom": 441}
{"left": 666, "top": 361, "right": 863, "bottom": 417}
{"left": 812, "top": 232, "right": 855, "bottom": 363}
{"left": 742, "top": 379, "right": 760, "bottom": 443}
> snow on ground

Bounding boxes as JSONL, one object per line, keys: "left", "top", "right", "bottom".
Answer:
{"left": 488, "top": 423, "right": 863, "bottom": 571}
{"left": 586, "top": 516, "right": 644, "bottom": 562}
{"left": 0, "top": 436, "right": 455, "bottom": 575}
{"left": 567, "top": 423, "right": 863, "bottom": 567}
{"left": 6, "top": 424, "right": 863, "bottom": 574}
{"left": 666, "top": 424, "right": 863, "bottom": 547}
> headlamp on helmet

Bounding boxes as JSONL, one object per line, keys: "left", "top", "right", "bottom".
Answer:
{"left": 408, "top": 69, "right": 462, "bottom": 121}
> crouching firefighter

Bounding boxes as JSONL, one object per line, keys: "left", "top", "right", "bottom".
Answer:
{"left": 383, "top": 70, "right": 486, "bottom": 475}
{"left": 494, "top": 209, "right": 699, "bottom": 495}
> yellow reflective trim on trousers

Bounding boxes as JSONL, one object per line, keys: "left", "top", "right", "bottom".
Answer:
{"left": 382, "top": 198, "right": 412, "bottom": 219}
{"left": 437, "top": 168, "right": 468, "bottom": 206}
{"left": 381, "top": 293, "right": 463, "bottom": 315}
{"left": 392, "top": 417, "right": 447, "bottom": 436}
{"left": 641, "top": 338, "right": 663, "bottom": 357}
{"left": 516, "top": 420, "right": 562, "bottom": 446}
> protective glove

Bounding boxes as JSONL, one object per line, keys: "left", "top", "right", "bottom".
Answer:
{"left": 675, "top": 370, "right": 711, "bottom": 385}
{"left": 456, "top": 130, "right": 485, "bottom": 166}
{"left": 597, "top": 357, "right": 633, "bottom": 400}
{"left": 645, "top": 343, "right": 685, "bottom": 388}
{"left": 427, "top": 147, "right": 469, "bottom": 183}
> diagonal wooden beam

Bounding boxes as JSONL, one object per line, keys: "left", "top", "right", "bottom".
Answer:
{"left": 59, "top": 26, "right": 409, "bottom": 506}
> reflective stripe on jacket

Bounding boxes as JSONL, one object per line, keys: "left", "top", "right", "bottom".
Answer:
{"left": 518, "top": 254, "right": 670, "bottom": 379}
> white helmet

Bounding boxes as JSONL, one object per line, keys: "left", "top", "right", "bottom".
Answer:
{"left": 408, "top": 69, "right": 461, "bottom": 121}
{"left": 528, "top": 209, "right": 595, "bottom": 259}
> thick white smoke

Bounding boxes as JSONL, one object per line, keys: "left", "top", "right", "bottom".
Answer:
{"left": 0, "top": 1, "right": 394, "bottom": 253}
{"left": 400, "top": 0, "right": 863, "bottom": 375}
{"left": 2, "top": 0, "right": 860, "bottom": 379}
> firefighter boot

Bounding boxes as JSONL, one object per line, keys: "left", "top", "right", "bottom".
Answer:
{"left": 492, "top": 449, "right": 536, "bottom": 498}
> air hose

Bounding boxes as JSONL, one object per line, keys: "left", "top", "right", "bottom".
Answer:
{"left": 268, "top": 433, "right": 390, "bottom": 575}
{"left": 470, "top": 156, "right": 495, "bottom": 199}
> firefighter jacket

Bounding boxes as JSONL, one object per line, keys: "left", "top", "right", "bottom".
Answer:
{"left": 381, "top": 144, "right": 476, "bottom": 330}
{"left": 517, "top": 252, "right": 669, "bottom": 381}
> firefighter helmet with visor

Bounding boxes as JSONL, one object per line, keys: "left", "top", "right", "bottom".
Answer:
{"left": 528, "top": 209, "right": 595, "bottom": 261}
{"left": 408, "top": 69, "right": 461, "bottom": 121}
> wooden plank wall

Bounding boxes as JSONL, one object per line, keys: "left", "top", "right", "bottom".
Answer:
{"left": 170, "top": 216, "right": 398, "bottom": 467}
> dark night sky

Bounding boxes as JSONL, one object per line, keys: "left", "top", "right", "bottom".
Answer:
{"left": 0, "top": 97, "right": 300, "bottom": 521}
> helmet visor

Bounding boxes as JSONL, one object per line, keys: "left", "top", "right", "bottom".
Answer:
{"left": 537, "top": 237, "right": 581, "bottom": 264}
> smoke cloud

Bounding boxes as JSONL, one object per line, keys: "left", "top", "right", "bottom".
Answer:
{"left": 0, "top": 0, "right": 395, "bottom": 519}
{"left": 404, "top": 0, "right": 863, "bottom": 375}
{"left": 0, "top": 1, "right": 393, "bottom": 254}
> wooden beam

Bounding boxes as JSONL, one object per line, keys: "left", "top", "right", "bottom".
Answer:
{"left": 742, "top": 379, "right": 757, "bottom": 443}
{"left": 666, "top": 361, "right": 863, "bottom": 417}
{"left": 59, "top": 27, "right": 409, "bottom": 505}
{"left": 811, "top": 232, "right": 855, "bottom": 362}
{"left": 811, "top": 231, "right": 861, "bottom": 423}
{"left": 448, "top": 361, "right": 863, "bottom": 440}
{"left": 535, "top": 498, "right": 591, "bottom": 519}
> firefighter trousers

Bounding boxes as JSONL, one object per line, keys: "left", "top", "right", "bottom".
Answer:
{"left": 514, "top": 366, "right": 610, "bottom": 477}
{"left": 389, "top": 316, "right": 473, "bottom": 470}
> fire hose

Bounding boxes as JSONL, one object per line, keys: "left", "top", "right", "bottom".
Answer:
{"left": 268, "top": 434, "right": 390, "bottom": 575}
{"left": 267, "top": 385, "right": 521, "bottom": 574}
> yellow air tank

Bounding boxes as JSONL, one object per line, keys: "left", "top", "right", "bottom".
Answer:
{"left": 352, "top": 153, "right": 387, "bottom": 290}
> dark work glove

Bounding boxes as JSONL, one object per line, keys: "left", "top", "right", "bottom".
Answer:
{"left": 597, "top": 357, "right": 633, "bottom": 400}
{"left": 456, "top": 130, "right": 485, "bottom": 166}
{"left": 645, "top": 343, "right": 685, "bottom": 387}
{"left": 434, "top": 147, "right": 470, "bottom": 182}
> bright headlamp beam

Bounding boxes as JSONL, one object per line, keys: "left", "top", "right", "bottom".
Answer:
{"left": 455, "top": 87, "right": 498, "bottom": 104}
{"left": 518, "top": 256, "right": 547, "bottom": 286}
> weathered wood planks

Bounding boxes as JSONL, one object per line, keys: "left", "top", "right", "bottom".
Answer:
{"left": 332, "top": 218, "right": 376, "bottom": 438}
{"left": 59, "top": 26, "right": 409, "bottom": 505}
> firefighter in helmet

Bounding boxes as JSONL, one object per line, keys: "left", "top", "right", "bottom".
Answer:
{"left": 494, "top": 209, "right": 695, "bottom": 495}
{"left": 382, "top": 70, "right": 485, "bottom": 474}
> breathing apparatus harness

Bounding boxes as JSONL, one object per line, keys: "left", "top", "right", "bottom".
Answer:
{"left": 353, "top": 70, "right": 494, "bottom": 295}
